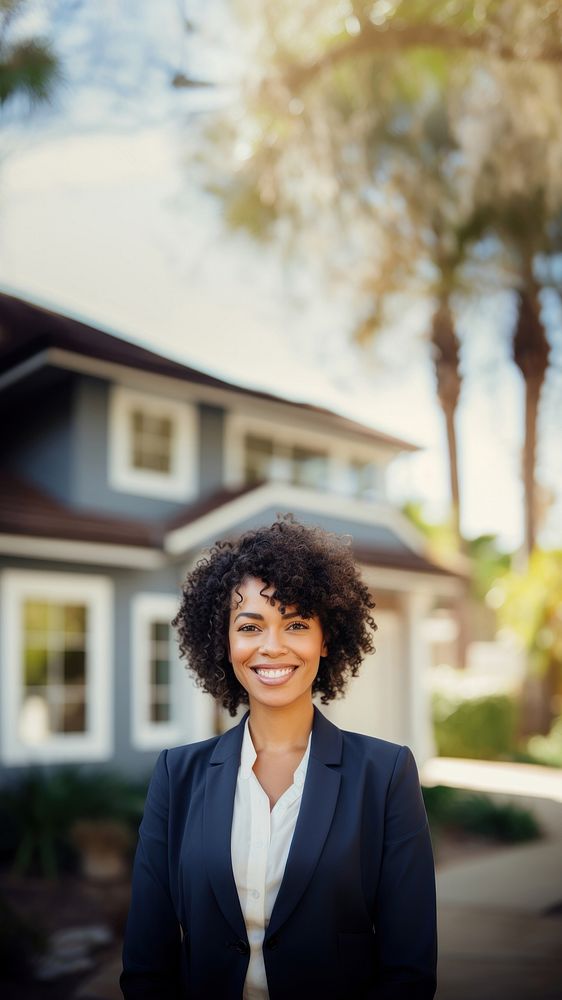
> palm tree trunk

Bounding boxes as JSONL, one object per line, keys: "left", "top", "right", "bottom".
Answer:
{"left": 431, "top": 297, "right": 462, "bottom": 542}
{"left": 512, "top": 280, "right": 550, "bottom": 558}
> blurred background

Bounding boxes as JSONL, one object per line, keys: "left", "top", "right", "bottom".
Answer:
{"left": 0, "top": 1, "right": 561, "bottom": 998}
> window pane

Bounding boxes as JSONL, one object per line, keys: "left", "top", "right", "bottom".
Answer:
{"left": 21, "top": 599, "right": 88, "bottom": 743}
{"left": 130, "top": 409, "right": 173, "bottom": 473}
{"left": 292, "top": 447, "right": 329, "bottom": 489}
{"left": 350, "top": 460, "right": 377, "bottom": 498}
{"left": 64, "top": 604, "right": 87, "bottom": 633}
{"left": 63, "top": 649, "right": 86, "bottom": 684}
{"left": 61, "top": 697, "right": 86, "bottom": 733}
{"left": 24, "top": 602, "right": 50, "bottom": 630}
{"left": 24, "top": 647, "right": 48, "bottom": 686}
{"left": 152, "top": 659, "right": 170, "bottom": 686}
{"left": 150, "top": 701, "right": 171, "bottom": 723}
{"left": 244, "top": 435, "right": 274, "bottom": 484}
{"left": 151, "top": 622, "right": 169, "bottom": 642}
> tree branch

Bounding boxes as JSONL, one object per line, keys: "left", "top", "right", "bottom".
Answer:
{"left": 283, "top": 21, "right": 562, "bottom": 91}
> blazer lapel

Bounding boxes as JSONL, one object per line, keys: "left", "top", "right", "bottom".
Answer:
{"left": 203, "top": 712, "right": 248, "bottom": 943}
{"left": 266, "top": 707, "right": 342, "bottom": 939}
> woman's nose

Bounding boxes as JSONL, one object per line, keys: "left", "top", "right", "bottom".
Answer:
{"left": 258, "top": 632, "right": 287, "bottom": 656}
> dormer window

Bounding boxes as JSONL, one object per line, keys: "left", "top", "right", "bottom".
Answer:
{"left": 130, "top": 409, "right": 173, "bottom": 474}
{"left": 226, "top": 415, "right": 386, "bottom": 502}
{"left": 245, "top": 434, "right": 329, "bottom": 490}
{"left": 109, "top": 386, "right": 197, "bottom": 501}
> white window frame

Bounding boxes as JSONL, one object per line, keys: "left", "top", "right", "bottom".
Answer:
{"left": 223, "top": 412, "right": 387, "bottom": 499}
{"left": 131, "top": 594, "right": 191, "bottom": 749}
{"left": 0, "top": 570, "right": 113, "bottom": 765}
{"left": 108, "top": 385, "right": 197, "bottom": 501}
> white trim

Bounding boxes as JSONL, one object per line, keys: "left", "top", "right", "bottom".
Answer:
{"left": 130, "top": 593, "right": 215, "bottom": 749}
{"left": 223, "top": 411, "right": 392, "bottom": 494}
{"left": 0, "top": 570, "right": 113, "bottom": 765}
{"left": 0, "top": 535, "right": 165, "bottom": 569}
{"left": 164, "top": 481, "right": 435, "bottom": 559}
{"left": 131, "top": 593, "right": 184, "bottom": 749}
{"left": 0, "top": 349, "right": 51, "bottom": 393}
{"left": 108, "top": 385, "right": 198, "bottom": 501}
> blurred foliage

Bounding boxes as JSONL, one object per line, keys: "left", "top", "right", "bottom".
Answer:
{"left": 466, "top": 533, "right": 512, "bottom": 602}
{"left": 422, "top": 783, "right": 540, "bottom": 843}
{"left": 0, "top": 768, "right": 147, "bottom": 879}
{"left": 195, "top": 0, "right": 562, "bottom": 552}
{"left": 402, "top": 500, "right": 464, "bottom": 558}
{"left": 525, "top": 716, "right": 562, "bottom": 767}
{"left": 433, "top": 691, "right": 519, "bottom": 760}
{"left": 496, "top": 550, "right": 562, "bottom": 679}
{"left": 0, "top": 0, "right": 61, "bottom": 109}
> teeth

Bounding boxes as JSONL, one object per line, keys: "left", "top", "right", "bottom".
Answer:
{"left": 255, "top": 667, "right": 294, "bottom": 678}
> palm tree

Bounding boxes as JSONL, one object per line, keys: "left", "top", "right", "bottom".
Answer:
{"left": 0, "top": 0, "right": 60, "bottom": 110}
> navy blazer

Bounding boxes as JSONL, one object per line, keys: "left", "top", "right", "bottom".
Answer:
{"left": 120, "top": 707, "right": 437, "bottom": 1000}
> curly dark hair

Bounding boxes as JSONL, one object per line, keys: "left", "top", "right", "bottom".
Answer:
{"left": 172, "top": 516, "right": 377, "bottom": 716}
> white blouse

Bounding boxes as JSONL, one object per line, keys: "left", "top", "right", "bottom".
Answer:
{"left": 230, "top": 718, "right": 311, "bottom": 1000}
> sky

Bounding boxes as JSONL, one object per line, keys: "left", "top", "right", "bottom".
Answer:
{"left": 0, "top": 0, "right": 560, "bottom": 550}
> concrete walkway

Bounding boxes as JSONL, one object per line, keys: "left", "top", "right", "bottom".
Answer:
{"left": 423, "top": 757, "right": 562, "bottom": 999}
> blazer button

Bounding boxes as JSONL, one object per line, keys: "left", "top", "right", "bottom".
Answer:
{"left": 235, "top": 940, "right": 249, "bottom": 955}
{"left": 266, "top": 935, "right": 279, "bottom": 950}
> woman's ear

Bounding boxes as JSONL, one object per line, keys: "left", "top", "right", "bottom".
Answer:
{"left": 321, "top": 639, "right": 328, "bottom": 658}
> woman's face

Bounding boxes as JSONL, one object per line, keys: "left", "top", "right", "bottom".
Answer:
{"left": 227, "top": 576, "right": 327, "bottom": 712}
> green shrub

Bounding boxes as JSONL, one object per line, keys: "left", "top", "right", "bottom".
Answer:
{"left": 525, "top": 716, "right": 562, "bottom": 767}
{"left": 0, "top": 768, "right": 147, "bottom": 879}
{"left": 432, "top": 692, "right": 518, "bottom": 760}
{"left": 422, "top": 784, "right": 540, "bottom": 843}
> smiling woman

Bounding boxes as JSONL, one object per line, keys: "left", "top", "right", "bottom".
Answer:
{"left": 120, "top": 517, "right": 437, "bottom": 1000}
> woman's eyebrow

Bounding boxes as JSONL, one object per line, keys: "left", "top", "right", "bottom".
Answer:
{"left": 233, "top": 610, "right": 302, "bottom": 622}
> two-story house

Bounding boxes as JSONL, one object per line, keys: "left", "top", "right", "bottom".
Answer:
{"left": 0, "top": 290, "right": 464, "bottom": 778}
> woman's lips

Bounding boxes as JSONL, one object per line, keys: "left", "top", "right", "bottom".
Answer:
{"left": 251, "top": 665, "right": 298, "bottom": 686}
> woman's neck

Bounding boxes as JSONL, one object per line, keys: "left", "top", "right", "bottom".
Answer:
{"left": 247, "top": 698, "right": 314, "bottom": 754}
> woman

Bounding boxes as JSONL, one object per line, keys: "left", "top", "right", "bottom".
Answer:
{"left": 120, "top": 518, "right": 437, "bottom": 1000}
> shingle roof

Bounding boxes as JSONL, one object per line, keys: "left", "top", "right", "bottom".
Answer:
{"left": 0, "top": 474, "right": 160, "bottom": 548}
{"left": 0, "top": 475, "right": 462, "bottom": 578}
{"left": 0, "top": 289, "right": 418, "bottom": 452}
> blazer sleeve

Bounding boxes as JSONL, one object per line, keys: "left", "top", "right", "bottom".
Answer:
{"left": 371, "top": 745, "right": 437, "bottom": 1000}
{"left": 120, "top": 749, "right": 183, "bottom": 999}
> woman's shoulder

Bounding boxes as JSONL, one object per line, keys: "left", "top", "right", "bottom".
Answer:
{"left": 339, "top": 727, "right": 423, "bottom": 785}
{"left": 340, "top": 726, "right": 405, "bottom": 763}
{"left": 165, "top": 732, "right": 222, "bottom": 769}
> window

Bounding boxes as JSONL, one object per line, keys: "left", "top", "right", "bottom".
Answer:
{"left": 244, "top": 434, "right": 329, "bottom": 491}
{"left": 0, "top": 571, "right": 113, "bottom": 765}
{"left": 226, "top": 414, "right": 387, "bottom": 502}
{"left": 109, "top": 386, "right": 197, "bottom": 501}
{"left": 130, "top": 410, "right": 174, "bottom": 473}
{"left": 131, "top": 594, "right": 188, "bottom": 748}
{"left": 348, "top": 459, "right": 381, "bottom": 500}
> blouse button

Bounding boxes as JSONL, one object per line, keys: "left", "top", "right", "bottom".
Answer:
{"left": 251, "top": 889, "right": 260, "bottom": 899}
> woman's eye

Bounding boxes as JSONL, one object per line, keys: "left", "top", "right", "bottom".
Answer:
{"left": 288, "top": 621, "right": 308, "bottom": 630}
{"left": 238, "top": 624, "right": 259, "bottom": 632}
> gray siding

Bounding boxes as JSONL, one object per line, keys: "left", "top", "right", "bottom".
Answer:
{"left": 71, "top": 377, "right": 190, "bottom": 519}
{"left": 71, "top": 378, "right": 227, "bottom": 518}
{"left": 4, "top": 381, "right": 74, "bottom": 501}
